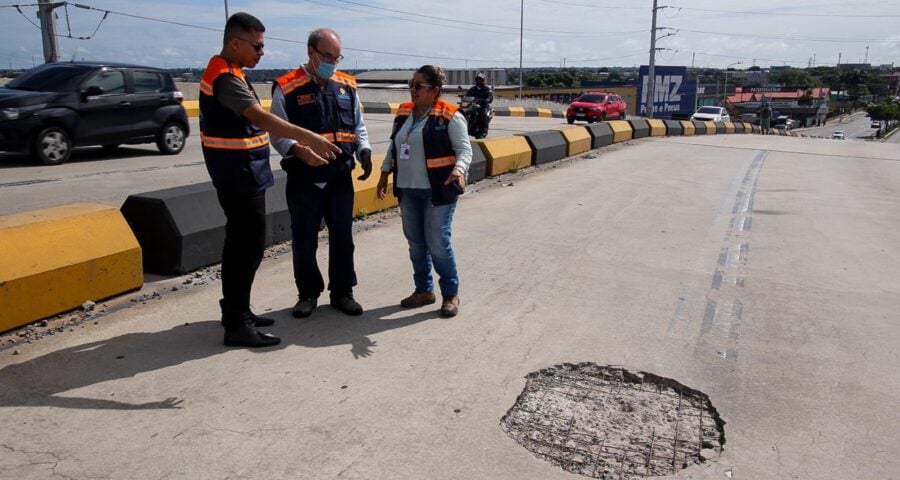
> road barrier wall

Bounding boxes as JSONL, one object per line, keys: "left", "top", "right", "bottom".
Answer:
{"left": 607, "top": 120, "right": 634, "bottom": 143}
{"left": 692, "top": 120, "right": 707, "bottom": 135}
{"left": 646, "top": 119, "right": 667, "bottom": 136}
{"left": 664, "top": 120, "right": 683, "bottom": 136}
{"left": 516, "top": 130, "right": 568, "bottom": 166}
{"left": 11, "top": 114, "right": 811, "bottom": 326}
{"left": 0, "top": 204, "right": 143, "bottom": 332}
{"left": 554, "top": 126, "right": 593, "bottom": 157}
{"left": 704, "top": 121, "right": 718, "bottom": 134}
{"left": 584, "top": 122, "right": 614, "bottom": 149}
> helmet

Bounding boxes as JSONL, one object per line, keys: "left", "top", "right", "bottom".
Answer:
{"left": 475, "top": 72, "right": 486, "bottom": 81}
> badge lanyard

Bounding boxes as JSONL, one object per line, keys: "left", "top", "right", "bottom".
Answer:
{"left": 399, "top": 111, "right": 429, "bottom": 162}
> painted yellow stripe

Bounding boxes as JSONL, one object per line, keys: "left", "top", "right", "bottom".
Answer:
{"left": 352, "top": 156, "right": 398, "bottom": 218}
{"left": 476, "top": 136, "right": 532, "bottom": 176}
{"left": 507, "top": 107, "right": 526, "bottom": 117}
{"left": 646, "top": 119, "right": 667, "bottom": 136}
{"left": 704, "top": 121, "right": 717, "bottom": 134}
{"left": 537, "top": 108, "right": 553, "bottom": 118}
{"left": 389, "top": 103, "right": 401, "bottom": 115}
{"left": 0, "top": 204, "right": 143, "bottom": 331}
{"left": 723, "top": 121, "right": 736, "bottom": 134}
{"left": 606, "top": 120, "right": 634, "bottom": 143}
{"left": 554, "top": 126, "right": 592, "bottom": 156}
{"left": 681, "top": 120, "right": 696, "bottom": 136}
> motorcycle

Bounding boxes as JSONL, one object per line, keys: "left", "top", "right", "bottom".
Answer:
{"left": 458, "top": 94, "right": 492, "bottom": 139}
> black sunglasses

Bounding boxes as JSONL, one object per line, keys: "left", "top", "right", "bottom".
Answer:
{"left": 236, "top": 37, "right": 264, "bottom": 53}
{"left": 408, "top": 79, "right": 434, "bottom": 91}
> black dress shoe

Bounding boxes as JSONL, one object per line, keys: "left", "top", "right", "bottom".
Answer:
{"left": 292, "top": 297, "right": 318, "bottom": 318}
{"left": 330, "top": 293, "right": 363, "bottom": 316}
{"left": 248, "top": 310, "right": 275, "bottom": 327}
{"left": 223, "top": 320, "right": 281, "bottom": 348}
{"left": 220, "top": 299, "right": 274, "bottom": 327}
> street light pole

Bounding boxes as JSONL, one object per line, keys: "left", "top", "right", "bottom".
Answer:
{"left": 723, "top": 61, "right": 741, "bottom": 105}
{"left": 224, "top": 0, "right": 229, "bottom": 22}
{"left": 518, "top": 0, "right": 524, "bottom": 101}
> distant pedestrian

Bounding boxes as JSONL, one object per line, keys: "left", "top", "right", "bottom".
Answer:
{"left": 199, "top": 13, "right": 340, "bottom": 348}
{"left": 760, "top": 102, "right": 772, "bottom": 134}
{"left": 376, "top": 65, "right": 472, "bottom": 317}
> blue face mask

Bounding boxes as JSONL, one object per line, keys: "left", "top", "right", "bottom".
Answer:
{"left": 315, "top": 59, "right": 336, "bottom": 80}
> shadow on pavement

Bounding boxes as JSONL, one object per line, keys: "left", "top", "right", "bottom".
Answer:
{"left": 0, "top": 304, "right": 435, "bottom": 410}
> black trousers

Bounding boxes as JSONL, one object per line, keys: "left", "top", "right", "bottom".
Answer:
{"left": 216, "top": 188, "right": 266, "bottom": 318}
{"left": 285, "top": 168, "right": 357, "bottom": 299}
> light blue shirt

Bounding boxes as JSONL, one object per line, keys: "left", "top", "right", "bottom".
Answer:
{"left": 269, "top": 67, "right": 371, "bottom": 187}
{"left": 381, "top": 110, "right": 473, "bottom": 189}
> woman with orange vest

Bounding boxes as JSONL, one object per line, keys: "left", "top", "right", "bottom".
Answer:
{"left": 376, "top": 65, "right": 472, "bottom": 317}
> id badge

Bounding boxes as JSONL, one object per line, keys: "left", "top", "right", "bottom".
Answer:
{"left": 399, "top": 143, "right": 411, "bottom": 161}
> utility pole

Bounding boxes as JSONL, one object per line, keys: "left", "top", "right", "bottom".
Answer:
{"left": 646, "top": 0, "right": 659, "bottom": 118}
{"left": 38, "top": 0, "right": 62, "bottom": 63}
{"left": 518, "top": 0, "right": 524, "bottom": 101}
{"left": 838, "top": 52, "right": 842, "bottom": 66}
{"left": 224, "top": 0, "right": 229, "bottom": 22}
{"left": 864, "top": 45, "right": 869, "bottom": 64}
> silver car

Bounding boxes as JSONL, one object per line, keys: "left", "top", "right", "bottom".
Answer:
{"left": 691, "top": 106, "right": 730, "bottom": 122}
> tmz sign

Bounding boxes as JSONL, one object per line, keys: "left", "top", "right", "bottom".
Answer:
{"left": 637, "top": 66, "right": 697, "bottom": 119}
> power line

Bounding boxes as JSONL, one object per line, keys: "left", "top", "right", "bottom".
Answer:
{"left": 676, "top": 28, "right": 898, "bottom": 44}
{"left": 675, "top": 6, "right": 900, "bottom": 18}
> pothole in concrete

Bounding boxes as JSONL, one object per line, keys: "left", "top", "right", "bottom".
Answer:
{"left": 501, "top": 363, "right": 725, "bottom": 479}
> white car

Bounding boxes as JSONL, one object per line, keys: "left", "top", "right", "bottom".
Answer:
{"left": 832, "top": 131, "right": 845, "bottom": 140}
{"left": 870, "top": 121, "right": 881, "bottom": 128}
{"left": 691, "top": 106, "right": 731, "bottom": 122}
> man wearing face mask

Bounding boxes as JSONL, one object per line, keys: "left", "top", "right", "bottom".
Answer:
{"left": 270, "top": 28, "right": 372, "bottom": 318}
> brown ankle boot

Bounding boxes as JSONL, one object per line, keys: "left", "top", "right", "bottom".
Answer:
{"left": 440, "top": 296, "right": 460, "bottom": 317}
{"left": 400, "top": 291, "right": 436, "bottom": 308}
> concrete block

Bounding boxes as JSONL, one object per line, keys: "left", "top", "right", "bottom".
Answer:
{"left": 584, "top": 122, "right": 614, "bottom": 149}
{"left": 607, "top": 120, "right": 634, "bottom": 143}
{"left": 0, "top": 203, "right": 143, "bottom": 331}
{"left": 692, "top": 120, "right": 707, "bottom": 135}
{"left": 523, "top": 107, "right": 540, "bottom": 117}
{"left": 553, "top": 126, "right": 592, "bottom": 157}
{"left": 628, "top": 119, "right": 651, "bottom": 139}
{"left": 361, "top": 102, "right": 393, "bottom": 114}
{"left": 516, "top": 130, "right": 567, "bottom": 165}
{"left": 646, "top": 119, "right": 667, "bottom": 136}
{"left": 478, "top": 136, "right": 533, "bottom": 176}
{"left": 468, "top": 140, "right": 488, "bottom": 183}
{"left": 352, "top": 157, "right": 398, "bottom": 218}
{"left": 120, "top": 173, "right": 291, "bottom": 275}
{"left": 507, "top": 107, "right": 526, "bottom": 117}
{"left": 537, "top": 108, "right": 553, "bottom": 118}
{"left": 714, "top": 122, "right": 727, "bottom": 134}
{"left": 664, "top": 120, "right": 683, "bottom": 136}
{"left": 681, "top": 121, "right": 696, "bottom": 136}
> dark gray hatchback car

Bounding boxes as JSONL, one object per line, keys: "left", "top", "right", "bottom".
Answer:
{"left": 0, "top": 61, "right": 189, "bottom": 165}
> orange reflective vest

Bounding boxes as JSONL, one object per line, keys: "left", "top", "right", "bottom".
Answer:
{"left": 199, "top": 55, "right": 272, "bottom": 193}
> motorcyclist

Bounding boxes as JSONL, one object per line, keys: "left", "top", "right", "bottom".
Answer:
{"left": 465, "top": 72, "right": 493, "bottom": 136}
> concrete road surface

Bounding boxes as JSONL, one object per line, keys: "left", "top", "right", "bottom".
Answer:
{"left": 0, "top": 114, "right": 566, "bottom": 215}
{"left": 1, "top": 134, "right": 898, "bottom": 479}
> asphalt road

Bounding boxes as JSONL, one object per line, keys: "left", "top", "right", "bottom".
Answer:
{"left": 796, "top": 110, "right": 879, "bottom": 139}
{"left": 1, "top": 134, "right": 898, "bottom": 479}
{"left": 0, "top": 114, "right": 566, "bottom": 215}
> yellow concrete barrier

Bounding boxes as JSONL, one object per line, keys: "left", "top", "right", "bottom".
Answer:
{"left": 389, "top": 103, "right": 401, "bottom": 115}
{"left": 352, "top": 157, "right": 398, "bottom": 218}
{"left": 681, "top": 120, "right": 696, "bottom": 136}
{"left": 704, "top": 121, "right": 717, "bottom": 134}
{"left": 476, "top": 136, "right": 533, "bottom": 176}
{"left": 537, "top": 108, "right": 553, "bottom": 118}
{"left": 554, "top": 126, "right": 592, "bottom": 156}
{"left": 0, "top": 204, "right": 143, "bottom": 331}
{"left": 723, "top": 121, "right": 736, "bottom": 134}
{"left": 646, "top": 119, "right": 667, "bottom": 136}
{"left": 606, "top": 120, "right": 634, "bottom": 143}
{"left": 507, "top": 107, "right": 526, "bottom": 117}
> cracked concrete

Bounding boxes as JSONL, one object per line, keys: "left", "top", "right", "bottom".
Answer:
{"left": 1, "top": 135, "right": 899, "bottom": 479}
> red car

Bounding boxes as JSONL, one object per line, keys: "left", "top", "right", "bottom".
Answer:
{"left": 566, "top": 92, "right": 627, "bottom": 124}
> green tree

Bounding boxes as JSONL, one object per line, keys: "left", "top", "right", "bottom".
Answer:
{"left": 770, "top": 69, "right": 817, "bottom": 88}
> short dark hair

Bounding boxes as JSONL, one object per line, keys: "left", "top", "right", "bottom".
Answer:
{"left": 307, "top": 28, "right": 339, "bottom": 50}
{"left": 416, "top": 65, "right": 445, "bottom": 96}
{"left": 224, "top": 12, "right": 265, "bottom": 45}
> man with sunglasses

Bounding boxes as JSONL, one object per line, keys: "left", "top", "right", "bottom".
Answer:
{"left": 200, "top": 13, "right": 341, "bottom": 348}
{"left": 270, "top": 28, "right": 372, "bottom": 319}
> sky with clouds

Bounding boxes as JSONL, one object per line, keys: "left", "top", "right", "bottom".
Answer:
{"left": 1, "top": 0, "right": 898, "bottom": 71}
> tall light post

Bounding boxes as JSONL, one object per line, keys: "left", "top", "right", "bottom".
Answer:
{"left": 518, "top": 0, "right": 524, "bottom": 101}
{"left": 723, "top": 61, "right": 741, "bottom": 105}
{"left": 224, "top": 0, "right": 229, "bottom": 22}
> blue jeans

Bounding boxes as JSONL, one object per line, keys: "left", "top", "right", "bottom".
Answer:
{"left": 398, "top": 188, "right": 459, "bottom": 297}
